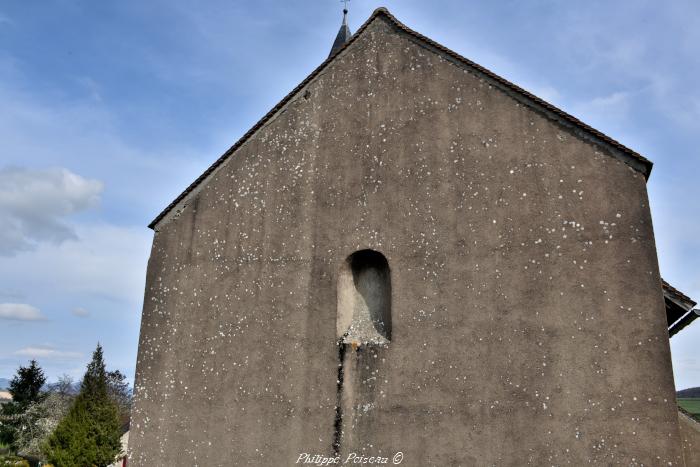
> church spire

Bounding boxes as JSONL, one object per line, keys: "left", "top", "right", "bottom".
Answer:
{"left": 328, "top": 4, "right": 352, "bottom": 57}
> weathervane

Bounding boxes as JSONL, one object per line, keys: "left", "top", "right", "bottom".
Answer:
{"left": 341, "top": 0, "right": 349, "bottom": 15}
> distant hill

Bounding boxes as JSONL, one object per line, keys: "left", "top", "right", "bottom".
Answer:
{"left": 0, "top": 378, "right": 9, "bottom": 390}
{"left": 677, "top": 387, "right": 700, "bottom": 398}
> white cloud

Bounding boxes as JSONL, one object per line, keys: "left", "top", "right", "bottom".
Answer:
{"left": 0, "top": 303, "right": 46, "bottom": 321}
{"left": 572, "top": 91, "right": 631, "bottom": 127}
{"left": 14, "top": 346, "right": 82, "bottom": 360}
{"left": 0, "top": 167, "right": 103, "bottom": 256}
{"left": 0, "top": 223, "right": 151, "bottom": 309}
{"left": 0, "top": 70, "right": 212, "bottom": 227}
{"left": 587, "top": 92, "right": 630, "bottom": 111}
{"left": 551, "top": 3, "right": 700, "bottom": 133}
{"left": 71, "top": 307, "right": 90, "bottom": 318}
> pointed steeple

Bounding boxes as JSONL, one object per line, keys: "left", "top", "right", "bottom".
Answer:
{"left": 329, "top": 8, "right": 352, "bottom": 57}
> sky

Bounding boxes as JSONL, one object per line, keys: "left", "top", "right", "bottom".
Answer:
{"left": 0, "top": 1, "right": 698, "bottom": 390}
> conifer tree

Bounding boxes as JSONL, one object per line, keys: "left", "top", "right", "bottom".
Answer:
{"left": 43, "top": 344, "right": 122, "bottom": 467}
{"left": 9, "top": 360, "right": 46, "bottom": 408}
{"left": 0, "top": 359, "right": 46, "bottom": 448}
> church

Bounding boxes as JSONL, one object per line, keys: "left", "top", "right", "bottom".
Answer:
{"left": 129, "top": 8, "right": 699, "bottom": 466}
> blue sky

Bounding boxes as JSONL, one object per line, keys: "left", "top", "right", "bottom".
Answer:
{"left": 0, "top": 0, "right": 698, "bottom": 390}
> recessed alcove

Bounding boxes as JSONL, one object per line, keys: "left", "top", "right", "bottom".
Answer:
{"left": 336, "top": 249, "right": 392, "bottom": 345}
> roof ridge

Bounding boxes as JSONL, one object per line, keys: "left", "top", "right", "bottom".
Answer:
{"left": 149, "top": 7, "right": 653, "bottom": 229}
{"left": 374, "top": 8, "right": 652, "bottom": 173}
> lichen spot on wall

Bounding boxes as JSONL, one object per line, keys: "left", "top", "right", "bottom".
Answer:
{"left": 337, "top": 250, "right": 392, "bottom": 346}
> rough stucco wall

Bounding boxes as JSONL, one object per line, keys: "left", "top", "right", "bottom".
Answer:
{"left": 680, "top": 412, "right": 700, "bottom": 467}
{"left": 130, "top": 15, "right": 684, "bottom": 466}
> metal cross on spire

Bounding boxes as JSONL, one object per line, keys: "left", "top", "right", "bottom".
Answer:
{"left": 341, "top": 0, "right": 350, "bottom": 14}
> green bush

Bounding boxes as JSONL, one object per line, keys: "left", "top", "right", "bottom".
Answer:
{"left": 0, "top": 454, "right": 30, "bottom": 467}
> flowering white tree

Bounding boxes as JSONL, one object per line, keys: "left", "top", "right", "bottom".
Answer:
{"left": 14, "top": 391, "right": 72, "bottom": 458}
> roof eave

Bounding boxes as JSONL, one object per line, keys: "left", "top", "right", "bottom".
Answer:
{"left": 669, "top": 309, "right": 700, "bottom": 337}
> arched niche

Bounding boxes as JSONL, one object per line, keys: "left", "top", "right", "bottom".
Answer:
{"left": 337, "top": 249, "right": 392, "bottom": 345}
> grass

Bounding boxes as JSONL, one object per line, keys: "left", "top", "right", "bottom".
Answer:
{"left": 678, "top": 398, "right": 700, "bottom": 422}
